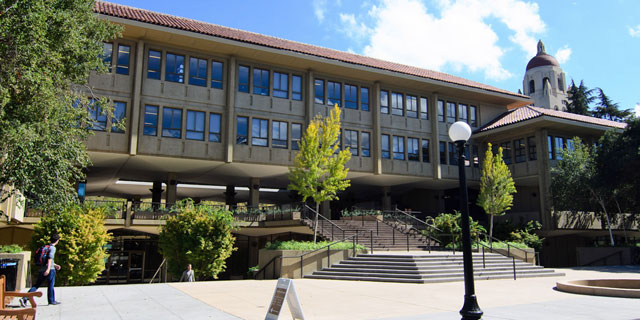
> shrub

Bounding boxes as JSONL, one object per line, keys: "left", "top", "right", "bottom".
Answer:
{"left": 264, "top": 240, "right": 368, "bottom": 252}
{"left": 509, "top": 221, "right": 544, "bottom": 250}
{"left": 158, "top": 199, "right": 236, "bottom": 280}
{"left": 31, "top": 205, "right": 112, "bottom": 286}
{"left": 424, "top": 211, "right": 486, "bottom": 246}
{"left": 0, "top": 244, "right": 24, "bottom": 253}
{"left": 341, "top": 209, "right": 381, "bottom": 217}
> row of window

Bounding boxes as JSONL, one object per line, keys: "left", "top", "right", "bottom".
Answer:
{"left": 438, "top": 142, "right": 480, "bottom": 167}
{"left": 548, "top": 136, "right": 574, "bottom": 161}
{"left": 314, "top": 80, "right": 370, "bottom": 111}
{"left": 102, "top": 43, "right": 131, "bottom": 75}
{"left": 380, "top": 135, "right": 430, "bottom": 162}
{"left": 145, "top": 49, "right": 225, "bottom": 89}
{"left": 528, "top": 77, "right": 564, "bottom": 94}
{"left": 143, "top": 105, "right": 222, "bottom": 142}
{"left": 238, "top": 66, "right": 302, "bottom": 100}
{"left": 496, "top": 137, "right": 538, "bottom": 165}
{"left": 88, "top": 100, "right": 126, "bottom": 133}
{"left": 437, "top": 100, "right": 478, "bottom": 126}
{"left": 380, "top": 91, "right": 427, "bottom": 119}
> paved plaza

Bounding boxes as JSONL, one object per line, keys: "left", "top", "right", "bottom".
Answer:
{"left": 8, "top": 265, "right": 640, "bottom": 319}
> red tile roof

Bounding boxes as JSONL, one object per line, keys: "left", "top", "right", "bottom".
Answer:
{"left": 478, "top": 106, "right": 628, "bottom": 132}
{"left": 94, "top": 1, "right": 527, "bottom": 100}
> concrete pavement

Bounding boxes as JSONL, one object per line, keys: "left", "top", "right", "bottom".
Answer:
{"left": 7, "top": 265, "right": 640, "bottom": 319}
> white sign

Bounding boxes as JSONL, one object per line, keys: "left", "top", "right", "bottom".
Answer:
{"left": 265, "top": 278, "right": 305, "bottom": 320}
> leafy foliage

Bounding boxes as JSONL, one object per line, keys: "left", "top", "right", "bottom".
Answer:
{"left": 477, "top": 143, "right": 516, "bottom": 239}
{"left": 0, "top": 0, "right": 121, "bottom": 210}
{"left": 424, "top": 211, "right": 486, "bottom": 247}
{"left": 341, "top": 208, "right": 381, "bottom": 217}
{"left": 158, "top": 199, "right": 236, "bottom": 280}
{"left": 509, "top": 221, "right": 544, "bottom": 250}
{"left": 565, "top": 80, "right": 595, "bottom": 116}
{"left": 31, "top": 205, "right": 112, "bottom": 285}
{"left": 263, "top": 240, "right": 367, "bottom": 252}
{"left": 0, "top": 244, "right": 24, "bottom": 253}
{"left": 593, "top": 88, "right": 632, "bottom": 122}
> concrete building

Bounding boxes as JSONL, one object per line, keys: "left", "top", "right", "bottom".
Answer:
{"left": 0, "top": 2, "right": 633, "bottom": 278}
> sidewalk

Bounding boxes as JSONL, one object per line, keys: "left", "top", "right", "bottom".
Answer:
{"left": 12, "top": 266, "right": 640, "bottom": 319}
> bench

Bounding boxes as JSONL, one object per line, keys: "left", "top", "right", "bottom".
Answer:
{"left": 0, "top": 275, "right": 42, "bottom": 320}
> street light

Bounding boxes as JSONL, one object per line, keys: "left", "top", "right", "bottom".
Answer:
{"left": 448, "top": 121, "right": 483, "bottom": 320}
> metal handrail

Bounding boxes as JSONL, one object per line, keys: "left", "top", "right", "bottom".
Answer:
{"left": 149, "top": 258, "right": 167, "bottom": 284}
{"left": 388, "top": 208, "right": 442, "bottom": 233}
{"left": 477, "top": 242, "right": 517, "bottom": 280}
{"left": 302, "top": 204, "right": 345, "bottom": 232}
{"left": 254, "top": 255, "right": 281, "bottom": 280}
{"left": 583, "top": 250, "right": 624, "bottom": 266}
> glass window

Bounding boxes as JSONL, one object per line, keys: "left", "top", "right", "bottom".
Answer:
{"left": 529, "top": 80, "right": 535, "bottom": 94}
{"left": 102, "top": 43, "right": 113, "bottom": 72}
{"left": 458, "top": 104, "right": 468, "bottom": 123}
{"left": 314, "top": 79, "right": 325, "bottom": 104}
{"left": 292, "top": 75, "right": 302, "bottom": 101}
{"left": 361, "top": 132, "right": 370, "bottom": 157}
{"left": 422, "top": 139, "right": 430, "bottom": 163}
{"left": 446, "top": 102, "right": 457, "bottom": 124}
{"left": 273, "top": 72, "right": 289, "bottom": 99}
{"left": 548, "top": 135, "right": 554, "bottom": 160}
{"left": 162, "top": 107, "right": 182, "bottom": 138}
{"left": 449, "top": 142, "right": 458, "bottom": 165}
{"left": 554, "top": 136, "right": 565, "bottom": 160}
{"left": 472, "top": 144, "right": 479, "bottom": 167}
{"left": 147, "top": 50, "right": 161, "bottom": 80}
{"left": 188, "top": 57, "right": 207, "bottom": 87}
{"left": 328, "top": 81, "right": 341, "bottom": 107}
{"left": 143, "top": 105, "right": 159, "bottom": 136}
{"left": 420, "top": 97, "right": 428, "bottom": 120}
{"left": 439, "top": 141, "right": 447, "bottom": 164}
{"left": 393, "top": 136, "right": 405, "bottom": 160}
{"left": 566, "top": 138, "right": 575, "bottom": 152}
{"left": 380, "top": 90, "right": 389, "bottom": 114}
{"left": 404, "top": 95, "right": 416, "bottom": 118}
{"left": 528, "top": 136, "right": 537, "bottom": 160}
{"left": 116, "top": 44, "right": 130, "bottom": 75}
{"left": 500, "top": 142, "right": 512, "bottom": 164}
{"left": 211, "top": 61, "right": 223, "bottom": 89}
{"left": 186, "top": 110, "right": 205, "bottom": 140}
{"left": 237, "top": 116, "right": 248, "bottom": 145}
{"left": 252, "top": 118, "right": 268, "bottom": 146}
{"left": 291, "top": 123, "right": 302, "bottom": 150}
{"left": 437, "top": 100, "right": 445, "bottom": 122}
{"left": 464, "top": 145, "right": 471, "bottom": 167}
{"left": 165, "top": 53, "right": 185, "bottom": 83}
{"left": 381, "top": 134, "right": 390, "bottom": 159}
{"left": 407, "top": 138, "right": 419, "bottom": 161}
{"left": 344, "top": 130, "right": 358, "bottom": 156}
{"left": 272, "top": 121, "right": 288, "bottom": 148}
{"left": 253, "top": 68, "right": 269, "bottom": 96}
{"left": 360, "top": 87, "right": 369, "bottom": 111}
{"left": 209, "top": 113, "right": 221, "bottom": 142}
{"left": 469, "top": 105, "right": 477, "bottom": 127}
{"left": 111, "top": 101, "right": 126, "bottom": 133}
{"left": 344, "top": 84, "right": 357, "bottom": 109}
{"left": 514, "top": 138, "right": 526, "bottom": 163}
{"left": 391, "top": 92, "right": 403, "bottom": 116}
{"left": 88, "top": 100, "right": 106, "bottom": 131}
{"left": 238, "top": 65, "right": 249, "bottom": 93}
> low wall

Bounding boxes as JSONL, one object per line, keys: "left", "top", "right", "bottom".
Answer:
{"left": 258, "top": 249, "right": 353, "bottom": 279}
{"left": 489, "top": 247, "right": 536, "bottom": 264}
{"left": 576, "top": 247, "right": 635, "bottom": 266}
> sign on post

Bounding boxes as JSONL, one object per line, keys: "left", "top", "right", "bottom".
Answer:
{"left": 265, "top": 278, "right": 305, "bottom": 320}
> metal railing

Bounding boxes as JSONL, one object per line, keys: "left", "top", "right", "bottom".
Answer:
{"left": 301, "top": 204, "right": 347, "bottom": 241}
{"left": 231, "top": 204, "right": 302, "bottom": 222}
{"left": 583, "top": 250, "right": 624, "bottom": 266}
{"left": 84, "top": 199, "right": 126, "bottom": 219}
{"left": 149, "top": 258, "right": 167, "bottom": 284}
{"left": 132, "top": 202, "right": 176, "bottom": 220}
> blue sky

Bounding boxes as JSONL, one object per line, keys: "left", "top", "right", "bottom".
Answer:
{"left": 108, "top": 0, "right": 640, "bottom": 116}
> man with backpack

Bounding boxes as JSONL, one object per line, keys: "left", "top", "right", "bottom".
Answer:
{"left": 21, "top": 233, "right": 62, "bottom": 306}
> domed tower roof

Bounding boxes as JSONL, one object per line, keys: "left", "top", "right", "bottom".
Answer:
{"left": 526, "top": 40, "right": 560, "bottom": 71}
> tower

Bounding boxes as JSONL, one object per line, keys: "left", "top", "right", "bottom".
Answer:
{"left": 523, "top": 40, "right": 568, "bottom": 110}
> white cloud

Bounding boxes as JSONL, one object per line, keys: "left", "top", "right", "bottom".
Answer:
{"left": 314, "top": 0, "right": 327, "bottom": 23}
{"left": 339, "top": 13, "right": 371, "bottom": 41}
{"left": 629, "top": 25, "right": 640, "bottom": 38}
{"left": 554, "top": 45, "right": 572, "bottom": 64}
{"left": 344, "top": 0, "right": 545, "bottom": 81}
{"left": 635, "top": 103, "right": 640, "bottom": 117}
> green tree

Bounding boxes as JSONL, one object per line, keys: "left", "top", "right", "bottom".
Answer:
{"left": 31, "top": 205, "right": 112, "bottom": 285}
{"left": 288, "top": 105, "right": 352, "bottom": 242}
{"left": 551, "top": 138, "right": 615, "bottom": 245}
{"left": 593, "top": 88, "right": 632, "bottom": 122}
{"left": 0, "top": 0, "right": 120, "bottom": 210}
{"left": 477, "top": 143, "right": 517, "bottom": 242}
{"left": 565, "top": 80, "right": 595, "bottom": 116}
{"left": 158, "top": 200, "right": 236, "bottom": 280}
{"left": 424, "top": 211, "right": 486, "bottom": 248}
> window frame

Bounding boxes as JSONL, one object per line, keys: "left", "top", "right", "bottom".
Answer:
{"left": 116, "top": 44, "right": 130, "bottom": 75}
{"left": 381, "top": 134, "right": 390, "bottom": 159}
{"left": 165, "top": 53, "right": 185, "bottom": 83}
{"left": 273, "top": 71, "right": 289, "bottom": 99}
{"left": 291, "top": 123, "right": 302, "bottom": 150}
{"left": 407, "top": 137, "right": 419, "bottom": 161}
{"left": 360, "top": 87, "right": 369, "bottom": 111}
{"left": 327, "top": 81, "right": 341, "bottom": 107}
{"left": 143, "top": 105, "right": 159, "bottom": 136}
{"left": 406, "top": 95, "right": 418, "bottom": 118}
{"left": 458, "top": 104, "right": 468, "bottom": 123}
{"left": 314, "top": 79, "right": 325, "bottom": 104}
{"left": 380, "top": 90, "right": 389, "bottom": 114}
{"left": 469, "top": 105, "right": 478, "bottom": 127}
{"left": 361, "top": 132, "right": 370, "bottom": 157}
{"left": 448, "top": 142, "right": 458, "bottom": 165}
{"left": 420, "top": 97, "right": 428, "bottom": 120}
{"left": 147, "top": 49, "right": 162, "bottom": 80}
{"left": 292, "top": 75, "right": 302, "bottom": 101}
{"left": 186, "top": 110, "right": 206, "bottom": 141}
{"left": 253, "top": 68, "right": 270, "bottom": 96}
{"left": 528, "top": 136, "right": 537, "bottom": 160}
{"left": 209, "top": 113, "right": 221, "bottom": 142}
{"left": 188, "top": 57, "right": 208, "bottom": 87}
{"left": 437, "top": 100, "right": 445, "bottom": 122}
{"left": 500, "top": 141, "right": 512, "bottom": 165}
{"left": 251, "top": 118, "right": 269, "bottom": 147}
{"left": 111, "top": 101, "right": 126, "bottom": 133}
{"left": 446, "top": 102, "right": 457, "bottom": 124}
{"left": 439, "top": 141, "right": 447, "bottom": 164}
{"left": 102, "top": 43, "right": 113, "bottom": 72}
{"left": 272, "top": 121, "right": 288, "bottom": 149}
{"left": 392, "top": 135, "right": 405, "bottom": 160}
{"left": 344, "top": 129, "right": 359, "bottom": 156}
{"left": 236, "top": 116, "right": 248, "bottom": 145}
{"left": 238, "top": 65, "right": 250, "bottom": 93}
{"left": 391, "top": 92, "right": 404, "bottom": 116}
{"left": 514, "top": 138, "right": 526, "bottom": 163}
{"left": 421, "top": 139, "right": 430, "bottom": 163}
{"left": 211, "top": 60, "right": 223, "bottom": 89}
{"left": 162, "top": 107, "right": 183, "bottom": 139}
{"left": 344, "top": 84, "right": 358, "bottom": 109}
{"left": 88, "top": 99, "right": 107, "bottom": 131}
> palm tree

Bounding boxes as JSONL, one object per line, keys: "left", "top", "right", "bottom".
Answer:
{"left": 564, "top": 80, "right": 594, "bottom": 116}
{"left": 593, "top": 88, "right": 632, "bottom": 122}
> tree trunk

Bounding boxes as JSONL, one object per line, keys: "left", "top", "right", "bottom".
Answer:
{"left": 489, "top": 215, "right": 494, "bottom": 246}
{"left": 312, "top": 202, "right": 320, "bottom": 243}
{"left": 614, "top": 197, "right": 627, "bottom": 244}
{"left": 596, "top": 197, "right": 615, "bottom": 246}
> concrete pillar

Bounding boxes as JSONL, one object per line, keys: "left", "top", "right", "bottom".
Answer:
{"left": 306, "top": 70, "right": 314, "bottom": 126}
{"left": 125, "top": 201, "right": 132, "bottom": 227}
{"left": 373, "top": 82, "right": 382, "bottom": 175}
{"left": 537, "top": 129, "right": 553, "bottom": 230}
{"left": 382, "top": 186, "right": 392, "bottom": 211}
{"left": 224, "top": 57, "right": 237, "bottom": 163}
{"left": 249, "top": 178, "right": 260, "bottom": 208}
{"left": 151, "top": 182, "right": 163, "bottom": 203}
{"left": 225, "top": 185, "right": 237, "bottom": 206}
{"left": 166, "top": 172, "right": 177, "bottom": 205}
{"left": 128, "top": 39, "right": 145, "bottom": 155}
{"left": 431, "top": 93, "right": 441, "bottom": 180}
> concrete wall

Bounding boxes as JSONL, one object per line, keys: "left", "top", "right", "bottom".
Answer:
{"left": 258, "top": 249, "right": 353, "bottom": 279}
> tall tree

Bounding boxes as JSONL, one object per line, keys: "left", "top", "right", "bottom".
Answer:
{"left": 288, "top": 105, "right": 351, "bottom": 242}
{"left": 564, "top": 80, "right": 595, "bottom": 116}
{"left": 593, "top": 88, "right": 632, "bottom": 122}
{"left": 0, "top": 0, "right": 120, "bottom": 210}
{"left": 477, "top": 143, "right": 517, "bottom": 242}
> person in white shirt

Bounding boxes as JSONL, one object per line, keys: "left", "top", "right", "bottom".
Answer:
{"left": 180, "top": 264, "right": 195, "bottom": 282}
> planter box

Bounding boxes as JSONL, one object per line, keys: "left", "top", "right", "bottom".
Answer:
{"left": 491, "top": 247, "right": 536, "bottom": 264}
{"left": 258, "top": 248, "right": 353, "bottom": 279}
{"left": 340, "top": 215, "right": 383, "bottom": 222}
{"left": 265, "top": 211, "right": 301, "bottom": 221}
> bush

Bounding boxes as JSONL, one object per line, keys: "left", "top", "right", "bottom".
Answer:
{"left": 424, "top": 211, "right": 486, "bottom": 247}
{"left": 341, "top": 209, "right": 381, "bottom": 217}
{"left": 0, "top": 244, "right": 24, "bottom": 253}
{"left": 31, "top": 205, "right": 112, "bottom": 286}
{"left": 158, "top": 199, "right": 236, "bottom": 280}
{"left": 509, "top": 221, "right": 543, "bottom": 250}
{"left": 264, "top": 240, "right": 368, "bottom": 252}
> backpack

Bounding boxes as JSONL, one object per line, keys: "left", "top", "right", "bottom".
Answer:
{"left": 34, "top": 245, "right": 50, "bottom": 266}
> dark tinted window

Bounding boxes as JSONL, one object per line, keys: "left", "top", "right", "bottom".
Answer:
{"left": 147, "top": 50, "right": 161, "bottom": 79}
{"left": 361, "top": 87, "right": 369, "bottom": 111}
{"left": 361, "top": 132, "right": 370, "bottom": 157}
{"left": 328, "top": 81, "right": 341, "bottom": 107}
{"left": 253, "top": 68, "right": 269, "bottom": 95}
{"left": 273, "top": 72, "right": 288, "bottom": 99}
{"left": 238, "top": 65, "right": 249, "bottom": 93}
{"left": 165, "top": 53, "right": 185, "bottom": 83}
{"left": 116, "top": 44, "right": 130, "bottom": 75}
{"left": 211, "top": 61, "right": 223, "bottom": 89}
{"left": 408, "top": 137, "right": 419, "bottom": 161}
{"left": 189, "top": 57, "right": 207, "bottom": 87}
{"left": 291, "top": 123, "right": 302, "bottom": 150}
{"left": 144, "top": 105, "right": 158, "bottom": 136}
{"left": 237, "top": 117, "right": 248, "bottom": 144}
{"left": 209, "top": 113, "right": 221, "bottom": 142}
{"left": 292, "top": 75, "right": 302, "bottom": 101}
{"left": 345, "top": 84, "right": 357, "bottom": 109}
{"left": 381, "top": 134, "right": 390, "bottom": 159}
{"left": 162, "top": 107, "right": 182, "bottom": 138}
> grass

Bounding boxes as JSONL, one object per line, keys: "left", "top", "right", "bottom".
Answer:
{"left": 264, "top": 240, "right": 368, "bottom": 252}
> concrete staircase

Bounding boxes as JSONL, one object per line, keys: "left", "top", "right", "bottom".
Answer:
{"left": 305, "top": 253, "right": 565, "bottom": 283}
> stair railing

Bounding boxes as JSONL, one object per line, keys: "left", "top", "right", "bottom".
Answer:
{"left": 149, "top": 258, "right": 167, "bottom": 284}
{"left": 583, "top": 250, "right": 624, "bottom": 266}
{"left": 477, "top": 242, "right": 517, "bottom": 280}
{"left": 254, "top": 255, "right": 281, "bottom": 280}
{"left": 302, "top": 204, "right": 347, "bottom": 241}
{"left": 383, "top": 208, "right": 444, "bottom": 252}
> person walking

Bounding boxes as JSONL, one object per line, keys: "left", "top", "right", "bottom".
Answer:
{"left": 180, "top": 264, "right": 195, "bottom": 282}
{"left": 22, "top": 234, "right": 62, "bottom": 306}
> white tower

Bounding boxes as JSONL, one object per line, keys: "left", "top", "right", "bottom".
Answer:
{"left": 523, "top": 40, "right": 568, "bottom": 111}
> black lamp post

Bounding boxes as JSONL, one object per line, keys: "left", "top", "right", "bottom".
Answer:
{"left": 448, "top": 121, "right": 483, "bottom": 320}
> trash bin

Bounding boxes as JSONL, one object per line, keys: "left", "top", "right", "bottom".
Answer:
{"left": 0, "top": 259, "right": 19, "bottom": 291}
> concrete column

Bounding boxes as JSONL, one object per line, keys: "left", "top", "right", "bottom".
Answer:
{"left": 151, "top": 182, "right": 163, "bottom": 203}
{"left": 537, "top": 129, "right": 553, "bottom": 230}
{"left": 125, "top": 201, "right": 132, "bottom": 227}
{"left": 431, "top": 93, "right": 441, "bottom": 179}
{"left": 373, "top": 82, "right": 382, "bottom": 175}
{"left": 224, "top": 57, "right": 237, "bottom": 163}
{"left": 225, "top": 185, "right": 237, "bottom": 206}
{"left": 382, "top": 186, "right": 392, "bottom": 211}
{"left": 128, "top": 40, "right": 145, "bottom": 155}
{"left": 249, "top": 178, "right": 260, "bottom": 208}
{"left": 305, "top": 70, "right": 314, "bottom": 126}
{"left": 166, "top": 173, "right": 177, "bottom": 205}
